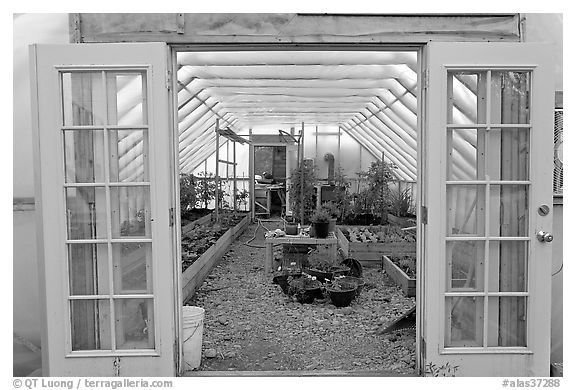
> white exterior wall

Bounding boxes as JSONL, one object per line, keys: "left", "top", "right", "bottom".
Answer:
{"left": 13, "top": 13, "right": 69, "bottom": 360}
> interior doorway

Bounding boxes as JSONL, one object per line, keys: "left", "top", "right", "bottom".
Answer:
{"left": 174, "top": 46, "right": 421, "bottom": 374}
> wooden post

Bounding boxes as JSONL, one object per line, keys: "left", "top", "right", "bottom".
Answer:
{"left": 215, "top": 119, "right": 220, "bottom": 223}
{"left": 249, "top": 128, "right": 254, "bottom": 220}
{"left": 337, "top": 126, "right": 341, "bottom": 170}
{"left": 233, "top": 141, "right": 237, "bottom": 212}
{"left": 300, "top": 122, "right": 305, "bottom": 224}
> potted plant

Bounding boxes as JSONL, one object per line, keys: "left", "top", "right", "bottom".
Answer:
{"left": 284, "top": 216, "right": 299, "bottom": 235}
{"left": 338, "top": 275, "right": 366, "bottom": 298}
{"left": 273, "top": 269, "right": 302, "bottom": 294}
{"left": 288, "top": 274, "right": 322, "bottom": 304}
{"left": 311, "top": 208, "right": 331, "bottom": 238}
{"left": 303, "top": 247, "right": 349, "bottom": 283}
{"left": 289, "top": 161, "right": 318, "bottom": 224}
{"left": 325, "top": 277, "right": 357, "bottom": 307}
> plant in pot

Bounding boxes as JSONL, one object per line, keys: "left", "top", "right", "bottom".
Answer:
{"left": 284, "top": 216, "right": 299, "bottom": 235}
{"left": 289, "top": 161, "right": 317, "bottom": 224}
{"left": 311, "top": 208, "right": 331, "bottom": 238}
{"left": 288, "top": 274, "right": 322, "bottom": 304}
{"left": 337, "top": 275, "right": 366, "bottom": 298}
{"left": 273, "top": 269, "right": 302, "bottom": 295}
{"left": 303, "top": 247, "right": 349, "bottom": 283}
{"left": 325, "top": 277, "right": 357, "bottom": 307}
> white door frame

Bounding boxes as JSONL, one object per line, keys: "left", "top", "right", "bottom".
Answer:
{"left": 30, "top": 42, "right": 178, "bottom": 376}
{"left": 420, "top": 42, "right": 554, "bottom": 376}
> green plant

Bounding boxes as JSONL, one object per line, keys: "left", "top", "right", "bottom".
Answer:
{"left": 424, "top": 362, "right": 460, "bottom": 377}
{"left": 331, "top": 167, "right": 352, "bottom": 221}
{"left": 195, "top": 172, "right": 216, "bottom": 209}
{"left": 289, "top": 161, "right": 318, "bottom": 224}
{"left": 326, "top": 277, "right": 356, "bottom": 291}
{"left": 235, "top": 188, "right": 249, "bottom": 211}
{"left": 355, "top": 161, "right": 396, "bottom": 223}
{"left": 306, "top": 247, "right": 337, "bottom": 271}
{"left": 311, "top": 208, "right": 331, "bottom": 223}
{"left": 179, "top": 173, "right": 197, "bottom": 212}
{"left": 390, "top": 187, "right": 413, "bottom": 217}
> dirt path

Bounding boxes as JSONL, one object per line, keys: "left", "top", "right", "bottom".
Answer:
{"left": 187, "top": 221, "right": 416, "bottom": 374}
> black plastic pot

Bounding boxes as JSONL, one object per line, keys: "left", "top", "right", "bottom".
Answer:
{"left": 327, "top": 287, "right": 356, "bottom": 307}
{"left": 273, "top": 271, "right": 302, "bottom": 294}
{"left": 313, "top": 222, "right": 330, "bottom": 238}
{"left": 290, "top": 279, "right": 322, "bottom": 304}
{"left": 285, "top": 224, "right": 298, "bottom": 235}
{"left": 303, "top": 266, "right": 350, "bottom": 283}
{"left": 339, "top": 276, "right": 365, "bottom": 297}
{"left": 304, "top": 268, "right": 330, "bottom": 283}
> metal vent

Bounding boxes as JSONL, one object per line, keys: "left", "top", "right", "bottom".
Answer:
{"left": 553, "top": 109, "right": 563, "bottom": 195}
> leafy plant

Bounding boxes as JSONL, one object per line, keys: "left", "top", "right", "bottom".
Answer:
{"left": 289, "top": 161, "right": 318, "bottom": 224}
{"left": 235, "top": 188, "right": 249, "bottom": 211}
{"left": 425, "top": 362, "right": 460, "bottom": 377}
{"left": 179, "top": 173, "right": 197, "bottom": 212}
{"left": 325, "top": 277, "right": 356, "bottom": 292}
{"left": 354, "top": 161, "right": 397, "bottom": 223}
{"left": 195, "top": 172, "right": 216, "bottom": 209}
{"left": 311, "top": 208, "right": 331, "bottom": 223}
{"left": 331, "top": 167, "right": 352, "bottom": 221}
{"left": 306, "top": 247, "right": 337, "bottom": 271}
{"left": 390, "top": 187, "right": 413, "bottom": 217}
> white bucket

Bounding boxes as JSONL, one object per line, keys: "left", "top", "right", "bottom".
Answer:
{"left": 182, "top": 306, "right": 205, "bottom": 370}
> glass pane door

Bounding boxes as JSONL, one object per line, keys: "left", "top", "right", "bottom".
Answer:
{"left": 62, "top": 70, "right": 155, "bottom": 352}
{"left": 444, "top": 70, "right": 531, "bottom": 349}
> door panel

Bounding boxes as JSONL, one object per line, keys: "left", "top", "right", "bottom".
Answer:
{"left": 30, "top": 43, "right": 176, "bottom": 376}
{"left": 422, "top": 42, "right": 554, "bottom": 376}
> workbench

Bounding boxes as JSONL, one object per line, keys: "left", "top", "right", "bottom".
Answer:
{"left": 264, "top": 232, "right": 338, "bottom": 273}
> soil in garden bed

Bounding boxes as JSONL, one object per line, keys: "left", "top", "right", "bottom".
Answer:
{"left": 388, "top": 255, "right": 417, "bottom": 279}
{"left": 181, "top": 212, "right": 248, "bottom": 271}
{"left": 181, "top": 208, "right": 213, "bottom": 226}
{"left": 342, "top": 225, "right": 416, "bottom": 243}
{"left": 187, "top": 222, "right": 416, "bottom": 374}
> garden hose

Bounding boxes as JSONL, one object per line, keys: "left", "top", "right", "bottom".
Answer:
{"left": 244, "top": 218, "right": 270, "bottom": 248}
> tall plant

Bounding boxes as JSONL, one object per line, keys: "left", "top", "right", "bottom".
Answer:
{"left": 195, "top": 172, "right": 216, "bottom": 209}
{"left": 179, "top": 173, "right": 196, "bottom": 211}
{"left": 289, "top": 161, "right": 317, "bottom": 224}
{"left": 356, "top": 160, "right": 396, "bottom": 224}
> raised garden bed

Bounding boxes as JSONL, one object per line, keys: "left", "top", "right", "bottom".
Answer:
{"left": 181, "top": 211, "right": 214, "bottom": 236}
{"left": 182, "top": 213, "right": 250, "bottom": 302}
{"left": 336, "top": 225, "right": 416, "bottom": 267}
{"left": 382, "top": 255, "right": 416, "bottom": 297}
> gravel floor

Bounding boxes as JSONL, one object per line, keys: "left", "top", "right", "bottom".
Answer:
{"left": 187, "top": 221, "right": 416, "bottom": 374}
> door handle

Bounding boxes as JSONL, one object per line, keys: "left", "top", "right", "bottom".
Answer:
{"left": 536, "top": 230, "right": 554, "bottom": 243}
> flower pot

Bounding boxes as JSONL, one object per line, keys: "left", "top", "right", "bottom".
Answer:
{"left": 313, "top": 222, "right": 330, "bottom": 238}
{"left": 273, "top": 271, "right": 302, "bottom": 294}
{"left": 303, "top": 266, "right": 350, "bottom": 283}
{"left": 338, "top": 276, "right": 365, "bottom": 297}
{"left": 289, "top": 279, "right": 322, "bottom": 304}
{"left": 327, "top": 284, "right": 357, "bottom": 307}
{"left": 285, "top": 224, "right": 298, "bottom": 235}
{"left": 303, "top": 268, "right": 332, "bottom": 283}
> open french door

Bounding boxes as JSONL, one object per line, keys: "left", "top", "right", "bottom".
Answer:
{"left": 30, "top": 43, "right": 179, "bottom": 376}
{"left": 419, "top": 42, "right": 554, "bottom": 376}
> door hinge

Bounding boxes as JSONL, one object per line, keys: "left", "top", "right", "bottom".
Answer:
{"left": 166, "top": 70, "right": 172, "bottom": 91}
{"left": 422, "top": 69, "right": 429, "bottom": 90}
{"left": 169, "top": 207, "right": 175, "bottom": 227}
{"left": 421, "top": 206, "right": 428, "bottom": 225}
